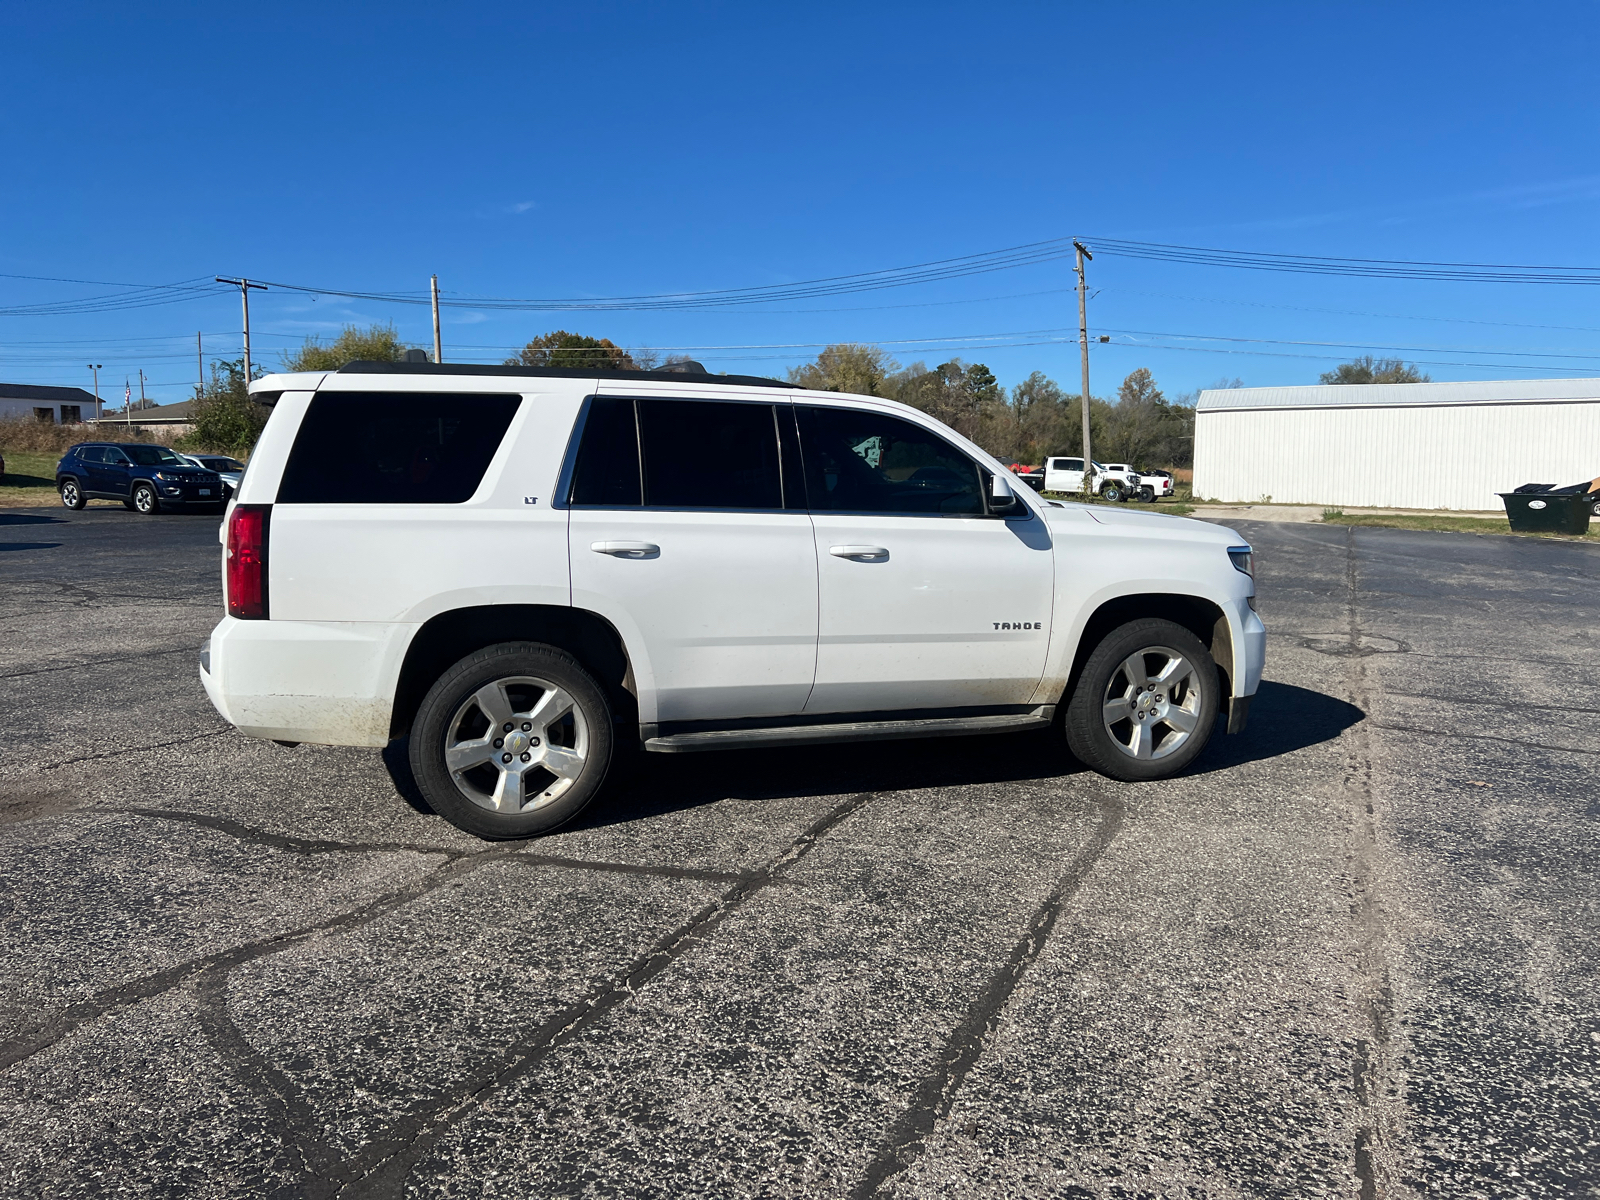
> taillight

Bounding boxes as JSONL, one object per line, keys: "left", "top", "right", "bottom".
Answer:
{"left": 226, "top": 504, "right": 271, "bottom": 620}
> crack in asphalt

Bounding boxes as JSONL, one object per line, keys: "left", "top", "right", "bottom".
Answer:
{"left": 0, "top": 645, "right": 194, "bottom": 681}
{"left": 848, "top": 793, "right": 1125, "bottom": 1200}
{"left": 0, "top": 843, "right": 527, "bottom": 1073}
{"left": 1379, "top": 690, "right": 1600, "bottom": 718}
{"left": 1368, "top": 722, "right": 1600, "bottom": 756}
{"left": 37, "top": 727, "right": 233, "bottom": 770}
{"left": 194, "top": 964, "right": 345, "bottom": 1185}
{"left": 113, "top": 807, "right": 760, "bottom": 884}
{"left": 115, "top": 807, "right": 474, "bottom": 857}
{"left": 316, "top": 789, "right": 883, "bottom": 1200}
{"left": 496, "top": 851, "right": 757, "bottom": 885}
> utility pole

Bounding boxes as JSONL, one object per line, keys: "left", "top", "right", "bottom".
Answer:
{"left": 215, "top": 277, "right": 267, "bottom": 384}
{"left": 138, "top": 369, "right": 147, "bottom": 411}
{"left": 87, "top": 364, "right": 102, "bottom": 423}
{"left": 431, "top": 274, "right": 443, "bottom": 364}
{"left": 1074, "top": 240, "right": 1094, "bottom": 497}
{"left": 197, "top": 332, "right": 204, "bottom": 401}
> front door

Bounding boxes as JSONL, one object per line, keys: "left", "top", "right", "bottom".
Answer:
{"left": 796, "top": 404, "right": 1055, "bottom": 715}
{"left": 93, "top": 446, "right": 131, "bottom": 497}
{"left": 566, "top": 395, "right": 818, "bottom": 725}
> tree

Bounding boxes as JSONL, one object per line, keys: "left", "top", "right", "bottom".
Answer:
{"left": 1319, "top": 356, "right": 1429, "bottom": 385}
{"left": 283, "top": 323, "right": 409, "bottom": 372}
{"left": 507, "top": 331, "right": 637, "bottom": 371}
{"left": 1093, "top": 369, "right": 1196, "bottom": 468}
{"left": 178, "top": 358, "right": 268, "bottom": 455}
{"left": 1003, "top": 371, "right": 1071, "bottom": 464}
{"left": 787, "top": 343, "right": 898, "bottom": 396}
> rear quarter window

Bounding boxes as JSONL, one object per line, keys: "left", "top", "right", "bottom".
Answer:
{"left": 276, "top": 392, "right": 520, "bottom": 504}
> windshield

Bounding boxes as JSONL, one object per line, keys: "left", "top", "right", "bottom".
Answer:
{"left": 123, "top": 445, "right": 185, "bottom": 466}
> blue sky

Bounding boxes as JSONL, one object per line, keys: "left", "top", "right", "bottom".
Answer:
{"left": 4, "top": 1, "right": 1599, "bottom": 407}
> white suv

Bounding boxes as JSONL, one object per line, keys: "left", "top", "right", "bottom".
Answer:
{"left": 200, "top": 363, "right": 1265, "bottom": 839}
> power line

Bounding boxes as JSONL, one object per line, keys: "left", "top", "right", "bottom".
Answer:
{"left": 1088, "top": 237, "right": 1600, "bottom": 285}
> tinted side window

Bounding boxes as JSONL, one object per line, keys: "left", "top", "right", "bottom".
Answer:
{"left": 277, "top": 392, "right": 519, "bottom": 504}
{"left": 77, "top": 446, "right": 105, "bottom": 463}
{"left": 570, "top": 397, "right": 642, "bottom": 507}
{"left": 639, "top": 400, "right": 782, "bottom": 510}
{"left": 796, "top": 406, "right": 982, "bottom": 516}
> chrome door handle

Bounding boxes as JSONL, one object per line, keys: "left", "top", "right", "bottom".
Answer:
{"left": 829, "top": 545, "right": 889, "bottom": 561}
{"left": 591, "top": 541, "right": 660, "bottom": 558}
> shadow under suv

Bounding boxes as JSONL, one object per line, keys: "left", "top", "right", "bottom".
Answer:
{"left": 56, "top": 442, "right": 224, "bottom": 513}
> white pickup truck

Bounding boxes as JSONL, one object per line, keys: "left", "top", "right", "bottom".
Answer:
{"left": 200, "top": 362, "right": 1265, "bottom": 839}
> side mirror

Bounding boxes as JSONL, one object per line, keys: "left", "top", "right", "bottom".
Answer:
{"left": 988, "top": 473, "right": 1022, "bottom": 516}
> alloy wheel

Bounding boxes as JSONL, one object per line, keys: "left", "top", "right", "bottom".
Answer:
{"left": 442, "top": 675, "right": 589, "bottom": 814}
{"left": 1100, "top": 645, "right": 1204, "bottom": 760}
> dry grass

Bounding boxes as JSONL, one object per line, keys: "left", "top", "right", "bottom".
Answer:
{"left": 1321, "top": 511, "right": 1599, "bottom": 541}
{"left": 0, "top": 416, "right": 162, "bottom": 455}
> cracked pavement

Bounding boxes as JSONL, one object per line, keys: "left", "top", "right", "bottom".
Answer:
{"left": 0, "top": 505, "right": 1596, "bottom": 1198}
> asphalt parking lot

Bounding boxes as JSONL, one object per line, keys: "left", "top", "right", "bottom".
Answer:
{"left": 1, "top": 505, "right": 1596, "bottom": 1199}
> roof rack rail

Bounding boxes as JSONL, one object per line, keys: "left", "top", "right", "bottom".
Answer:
{"left": 335, "top": 360, "right": 799, "bottom": 389}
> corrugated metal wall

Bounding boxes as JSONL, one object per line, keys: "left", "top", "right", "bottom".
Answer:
{"left": 1193, "top": 400, "right": 1600, "bottom": 510}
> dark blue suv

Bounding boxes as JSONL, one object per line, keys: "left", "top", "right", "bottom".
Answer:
{"left": 56, "top": 443, "right": 225, "bottom": 514}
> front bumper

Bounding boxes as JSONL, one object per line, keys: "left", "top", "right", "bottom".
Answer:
{"left": 158, "top": 483, "right": 224, "bottom": 505}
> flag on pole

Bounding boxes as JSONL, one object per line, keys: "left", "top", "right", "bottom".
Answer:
{"left": 125, "top": 380, "right": 131, "bottom": 410}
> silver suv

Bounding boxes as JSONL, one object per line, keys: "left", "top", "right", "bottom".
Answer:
{"left": 200, "top": 362, "right": 1265, "bottom": 838}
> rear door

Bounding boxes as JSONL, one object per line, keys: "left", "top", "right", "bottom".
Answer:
{"left": 797, "top": 403, "right": 1055, "bottom": 715}
{"left": 566, "top": 395, "right": 818, "bottom": 724}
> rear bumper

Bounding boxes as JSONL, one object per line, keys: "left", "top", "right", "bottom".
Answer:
{"left": 200, "top": 616, "right": 417, "bottom": 746}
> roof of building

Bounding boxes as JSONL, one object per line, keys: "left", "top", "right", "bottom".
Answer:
{"left": 0, "top": 383, "right": 99, "bottom": 404}
{"left": 1197, "top": 377, "right": 1600, "bottom": 413}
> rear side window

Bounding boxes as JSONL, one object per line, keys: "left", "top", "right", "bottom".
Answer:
{"left": 277, "top": 392, "right": 520, "bottom": 504}
{"left": 569, "top": 397, "right": 784, "bottom": 510}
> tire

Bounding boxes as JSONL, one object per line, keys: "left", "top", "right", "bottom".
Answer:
{"left": 408, "top": 642, "right": 614, "bottom": 839}
{"left": 1099, "top": 482, "right": 1124, "bottom": 502}
{"left": 122, "top": 498, "right": 137, "bottom": 511}
{"left": 1139, "top": 486, "right": 1156, "bottom": 503}
{"left": 1592, "top": 499, "right": 1600, "bottom": 517}
{"left": 59, "top": 478, "right": 86, "bottom": 510}
{"left": 131, "top": 483, "right": 159, "bottom": 514}
{"left": 1064, "top": 618, "right": 1220, "bottom": 782}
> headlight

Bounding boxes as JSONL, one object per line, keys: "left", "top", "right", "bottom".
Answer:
{"left": 1228, "top": 546, "right": 1254, "bottom": 578}
{"left": 154, "top": 471, "right": 182, "bottom": 482}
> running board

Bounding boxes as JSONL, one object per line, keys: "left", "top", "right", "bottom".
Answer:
{"left": 642, "top": 705, "right": 1055, "bottom": 754}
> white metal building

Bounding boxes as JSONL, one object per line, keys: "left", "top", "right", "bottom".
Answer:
{"left": 0, "top": 383, "right": 100, "bottom": 425}
{"left": 1192, "top": 378, "right": 1600, "bottom": 511}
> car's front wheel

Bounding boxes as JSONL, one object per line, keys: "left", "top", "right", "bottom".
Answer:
{"left": 131, "top": 483, "right": 159, "bottom": 514}
{"left": 409, "top": 642, "right": 614, "bottom": 839}
{"left": 59, "top": 478, "right": 86, "bottom": 509}
{"left": 1064, "top": 618, "right": 1220, "bottom": 781}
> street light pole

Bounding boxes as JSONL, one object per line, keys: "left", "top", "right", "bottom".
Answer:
{"left": 1074, "top": 241, "right": 1095, "bottom": 497}
{"left": 215, "top": 277, "right": 267, "bottom": 384}
{"left": 87, "top": 364, "right": 102, "bottom": 424}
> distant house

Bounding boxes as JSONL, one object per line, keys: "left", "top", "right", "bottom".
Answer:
{"left": 97, "top": 396, "right": 205, "bottom": 438}
{"left": 0, "top": 383, "right": 100, "bottom": 425}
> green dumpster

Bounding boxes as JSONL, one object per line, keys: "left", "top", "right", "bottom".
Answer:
{"left": 1499, "top": 492, "right": 1593, "bottom": 534}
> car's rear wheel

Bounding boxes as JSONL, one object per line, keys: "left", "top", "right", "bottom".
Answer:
{"left": 1065, "top": 618, "right": 1219, "bottom": 781}
{"left": 409, "top": 642, "right": 614, "bottom": 839}
{"left": 132, "top": 483, "right": 159, "bottom": 514}
{"left": 59, "top": 478, "right": 86, "bottom": 510}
